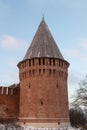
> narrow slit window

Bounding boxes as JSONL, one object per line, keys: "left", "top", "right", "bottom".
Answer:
{"left": 39, "top": 58, "right": 41, "bottom": 65}
{"left": 29, "top": 60, "right": 31, "bottom": 66}
{"left": 29, "top": 83, "right": 31, "bottom": 88}
{"left": 49, "top": 69, "right": 51, "bottom": 75}
{"left": 43, "top": 58, "right": 45, "bottom": 65}
{"left": 58, "top": 122, "right": 60, "bottom": 125}
{"left": 53, "top": 59, "right": 55, "bottom": 66}
{"left": 32, "top": 59, "right": 34, "bottom": 66}
{"left": 43, "top": 69, "right": 45, "bottom": 74}
{"left": 57, "top": 82, "right": 58, "bottom": 88}
{"left": 41, "top": 100, "right": 43, "bottom": 105}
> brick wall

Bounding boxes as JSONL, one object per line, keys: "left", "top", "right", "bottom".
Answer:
{"left": 18, "top": 58, "right": 69, "bottom": 124}
{"left": 0, "top": 86, "right": 19, "bottom": 121}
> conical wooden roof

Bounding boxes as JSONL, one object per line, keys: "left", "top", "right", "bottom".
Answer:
{"left": 24, "top": 18, "right": 64, "bottom": 60}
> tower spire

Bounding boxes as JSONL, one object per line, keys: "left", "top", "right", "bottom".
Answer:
{"left": 42, "top": 14, "right": 44, "bottom": 21}
{"left": 23, "top": 18, "right": 64, "bottom": 60}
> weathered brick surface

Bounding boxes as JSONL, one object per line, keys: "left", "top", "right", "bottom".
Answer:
{"left": 0, "top": 87, "right": 19, "bottom": 120}
{"left": 18, "top": 58, "right": 69, "bottom": 123}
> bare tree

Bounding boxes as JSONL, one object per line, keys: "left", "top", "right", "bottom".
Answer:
{"left": 72, "top": 75, "right": 87, "bottom": 107}
{"left": 69, "top": 106, "right": 87, "bottom": 128}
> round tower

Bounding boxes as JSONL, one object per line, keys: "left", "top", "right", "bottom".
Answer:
{"left": 17, "top": 18, "right": 70, "bottom": 128}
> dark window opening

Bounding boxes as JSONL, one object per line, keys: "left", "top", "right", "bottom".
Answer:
{"left": 41, "top": 100, "right": 43, "bottom": 105}
{"left": 43, "top": 69, "right": 45, "bottom": 74}
{"left": 53, "top": 59, "right": 55, "bottom": 66}
{"left": 29, "top": 60, "right": 31, "bottom": 66}
{"left": 32, "top": 59, "right": 34, "bottom": 66}
{"left": 57, "top": 83, "right": 58, "bottom": 88}
{"left": 58, "top": 122, "right": 60, "bottom": 125}
{"left": 29, "top": 83, "right": 31, "bottom": 88}
{"left": 6, "top": 107, "right": 8, "bottom": 112}
{"left": 39, "top": 58, "right": 41, "bottom": 65}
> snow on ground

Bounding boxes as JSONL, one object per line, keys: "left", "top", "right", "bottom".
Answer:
{"left": 0, "top": 124, "right": 81, "bottom": 130}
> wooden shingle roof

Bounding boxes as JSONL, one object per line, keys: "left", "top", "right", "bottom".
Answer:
{"left": 24, "top": 18, "right": 64, "bottom": 60}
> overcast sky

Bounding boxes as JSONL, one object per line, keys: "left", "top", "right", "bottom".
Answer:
{"left": 0, "top": 0, "right": 87, "bottom": 101}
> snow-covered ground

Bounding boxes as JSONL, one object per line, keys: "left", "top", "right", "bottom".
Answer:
{"left": 0, "top": 124, "right": 81, "bottom": 130}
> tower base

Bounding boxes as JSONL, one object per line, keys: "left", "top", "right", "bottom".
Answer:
{"left": 19, "top": 122, "right": 70, "bottom": 128}
{"left": 18, "top": 117, "right": 70, "bottom": 128}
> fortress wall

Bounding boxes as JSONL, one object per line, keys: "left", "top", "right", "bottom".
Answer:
{"left": 0, "top": 86, "right": 20, "bottom": 121}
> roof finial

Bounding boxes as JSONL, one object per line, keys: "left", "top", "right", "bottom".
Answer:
{"left": 42, "top": 14, "right": 44, "bottom": 21}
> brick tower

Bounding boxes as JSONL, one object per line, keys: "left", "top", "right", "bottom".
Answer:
{"left": 17, "top": 18, "right": 70, "bottom": 128}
